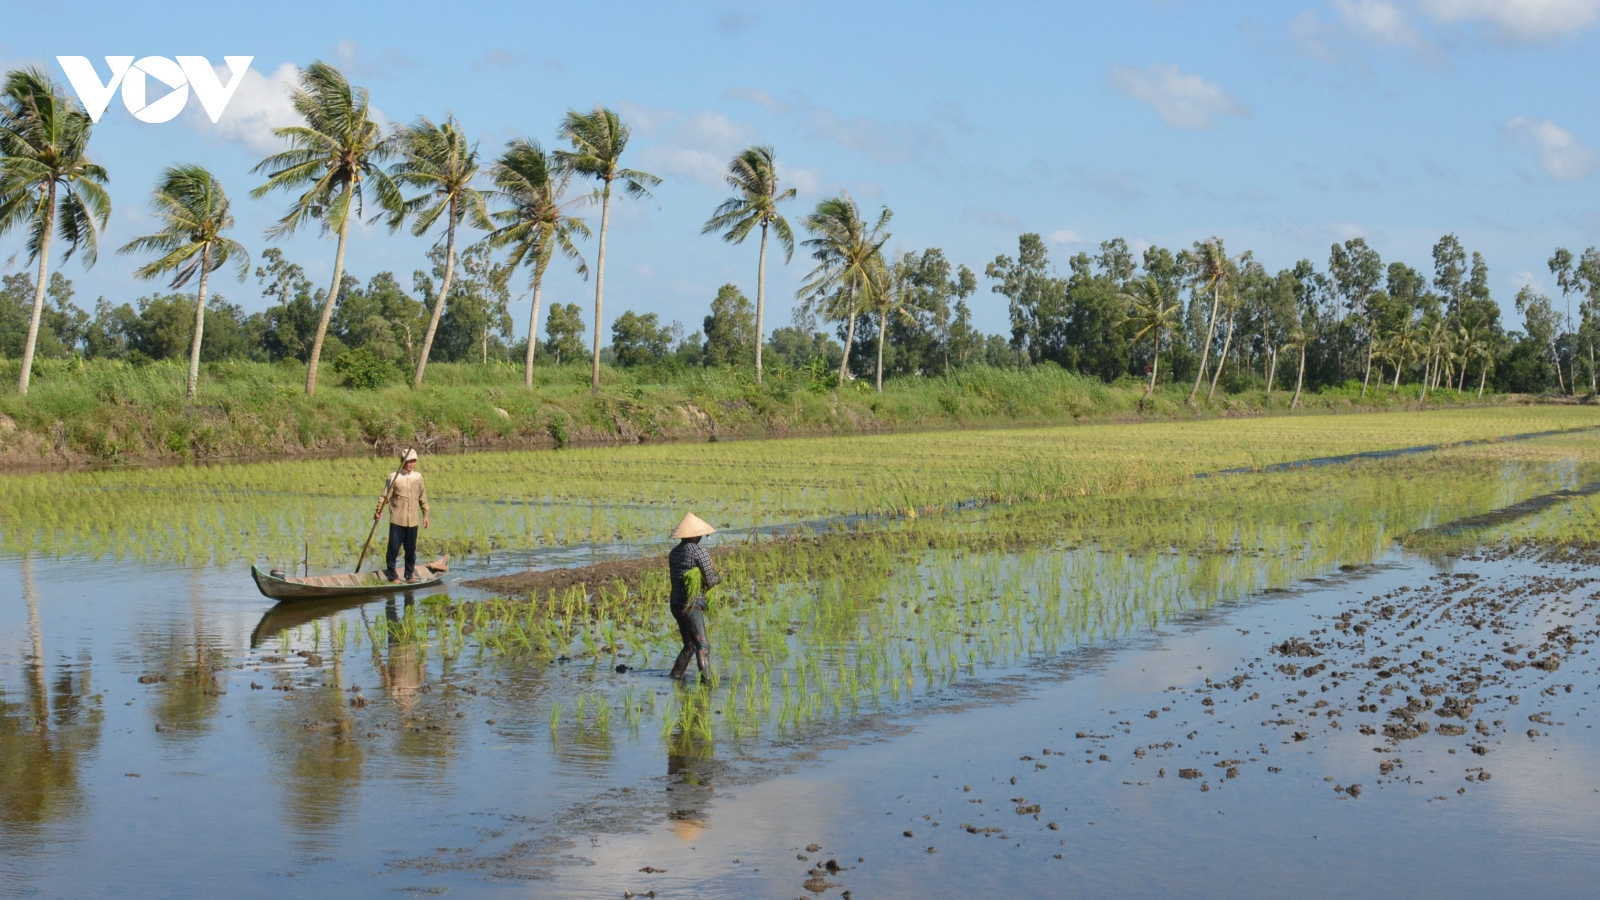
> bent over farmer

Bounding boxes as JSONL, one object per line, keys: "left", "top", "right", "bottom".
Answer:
{"left": 667, "top": 513, "right": 720, "bottom": 681}
{"left": 375, "top": 449, "right": 430, "bottom": 582}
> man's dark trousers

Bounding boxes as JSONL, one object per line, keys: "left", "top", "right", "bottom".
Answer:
{"left": 385, "top": 523, "right": 418, "bottom": 580}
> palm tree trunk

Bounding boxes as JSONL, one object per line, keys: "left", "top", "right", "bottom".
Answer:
{"left": 1393, "top": 358, "right": 1402, "bottom": 391}
{"left": 1146, "top": 332, "right": 1161, "bottom": 398}
{"left": 1360, "top": 335, "right": 1375, "bottom": 399}
{"left": 1188, "top": 283, "right": 1221, "bottom": 404}
{"left": 524, "top": 276, "right": 544, "bottom": 388}
{"left": 306, "top": 210, "right": 352, "bottom": 398}
{"left": 1589, "top": 341, "right": 1596, "bottom": 392}
{"left": 1206, "top": 311, "right": 1234, "bottom": 401}
{"left": 413, "top": 201, "right": 460, "bottom": 387}
{"left": 591, "top": 183, "right": 612, "bottom": 394}
{"left": 875, "top": 307, "right": 887, "bottom": 392}
{"left": 838, "top": 285, "right": 857, "bottom": 386}
{"left": 17, "top": 183, "right": 57, "bottom": 397}
{"left": 187, "top": 245, "right": 212, "bottom": 399}
{"left": 755, "top": 222, "right": 768, "bottom": 383}
{"left": 1478, "top": 365, "right": 1488, "bottom": 399}
{"left": 1292, "top": 345, "right": 1306, "bottom": 408}
{"left": 1266, "top": 346, "right": 1278, "bottom": 396}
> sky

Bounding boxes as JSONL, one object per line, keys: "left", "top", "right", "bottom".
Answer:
{"left": 3, "top": 0, "right": 1598, "bottom": 341}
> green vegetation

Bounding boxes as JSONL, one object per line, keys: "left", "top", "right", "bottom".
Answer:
{"left": 1, "top": 405, "right": 1592, "bottom": 568}
{"left": 255, "top": 428, "right": 1600, "bottom": 749}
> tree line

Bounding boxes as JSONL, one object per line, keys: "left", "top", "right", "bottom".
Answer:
{"left": 1, "top": 62, "right": 1589, "bottom": 401}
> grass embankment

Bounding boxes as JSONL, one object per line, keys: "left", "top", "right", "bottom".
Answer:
{"left": 0, "top": 355, "right": 1542, "bottom": 465}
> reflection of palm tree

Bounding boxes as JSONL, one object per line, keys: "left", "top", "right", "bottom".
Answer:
{"left": 23, "top": 555, "right": 46, "bottom": 730}
{"left": 2, "top": 555, "right": 101, "bottom": 835}
{"left": 702, "top": 146, "right": 796, "bottom": 383}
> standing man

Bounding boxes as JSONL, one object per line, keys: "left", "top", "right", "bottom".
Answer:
{"left": 667, "top": 513, "right": 720, "bottom": 681}
{"left": 375, "top": 449, "right": 430, "bottom": 582}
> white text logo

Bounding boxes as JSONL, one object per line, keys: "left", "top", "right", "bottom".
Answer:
{"left": 56, "top": 56, "right": 253, "bottom": 124}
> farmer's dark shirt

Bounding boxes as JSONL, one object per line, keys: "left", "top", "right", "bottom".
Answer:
{"left": 668, "top": 541, "right": 721, "bottom": 609}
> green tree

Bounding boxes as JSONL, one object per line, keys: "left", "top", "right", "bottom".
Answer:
{"left": 118, "top": 165, "right": 249, "bottom": 397}
{"left": 1121, "top": 276, "right": 1181, "bottom": 400}
{"left": 554, "top": 105, "right": 661, "bottom": 393}
{"left": 545, "top": 301, "right": 586, "bottom": 366}
{"left": 704, "top": 283, "right": 756, "bottom": 367}
{"left": 702, "top": 146, "right": 796, "bottom": 382}
{"left": 799, "top": 193, "right": 891, "bottom": 385}
{"left": 612, "top": 310, "right": 672, "bottom": 367}
{"left": 0, "top": 68, "right": 111, "bottom": 394}
{"left": 1515, "top": 284, "right": 1564, "bottom": 394}
{"left": 251, "top": 61, "right": 400, "bottom": 397}
{"left": 483, "top": 138, "right": 589, "bottom": 386}
{"left": 333, "top": 271, "right": 427, "bottom": 368}
{"left": 388, "top": 114, "right": 487, "bottom": 385}
{"left": 0, "top": 272, "right": 85, "bottom": 359}
{"left": 1328, "top": 237, "right": 1384, "bottom": 397}
{"left": 986, "top": 234, "right": 1055, "bottom": 363}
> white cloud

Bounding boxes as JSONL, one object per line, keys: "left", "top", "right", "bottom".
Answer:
{"left": 724, "top": 88, "right": 945, "bottom": 164}
{"left": 329, "top": 39, "right": 419, "bottom": 78}
{"left": 189, "top": 61, "right": 299, "bottom": 155}
{"left": 775, "top": 160, "right": 825, "bottom": 196}
{"left": 1335, "top": 0, "right": 1435, "bottom": 48}
{"left": 1502, "top": 116, "right": 1600, "bottom": 180}
{"left": 1292, "top": 1, "right": 1447, "bottom": 65}
{"left": 1421, "top": 0, "right": 1600, "bottom": 40}
{"left": 1108, "top": 63, "right": 1250, "bottom": 129}
{"left": 1047, "top": 229, "right": 1083, "bottom": 245}
{"left": 619, "top": 102, "right": 760, "bottom": 187}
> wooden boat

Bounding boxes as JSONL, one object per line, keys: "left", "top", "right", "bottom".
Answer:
{"left": 250, "top": 556, "right": 450, "bottom": 601}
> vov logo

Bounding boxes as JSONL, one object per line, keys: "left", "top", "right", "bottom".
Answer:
{"left": 56, "top": 56, "right": 253, "bottom": 124}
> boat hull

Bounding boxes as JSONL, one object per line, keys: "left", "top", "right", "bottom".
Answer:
{"left": 250, "top": 556, "right": 450, "bottom": 602}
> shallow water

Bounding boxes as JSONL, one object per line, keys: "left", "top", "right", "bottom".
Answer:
{"left": 5, "top": 432, "right": 1600, "bottom": 897}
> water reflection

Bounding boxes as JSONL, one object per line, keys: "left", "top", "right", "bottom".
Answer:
{"left": 1, "top": 556, "right": 101, "bottom": 844}
{"left": 666, "top": 733, "right": 715, "bottom": 842}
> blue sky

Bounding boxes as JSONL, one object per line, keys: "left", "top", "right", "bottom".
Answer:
{"left": 3, "top": 0, "right": 1598, "bottom": 339}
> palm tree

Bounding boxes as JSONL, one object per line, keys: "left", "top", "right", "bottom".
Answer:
{"left": 1121, "top": 276, "right": 1181, "bottom": 401}
{"left": 482, "top": 138, "right": 589, "bottom": 387}
{"left": 388, "top": 114, "right": 488, "bottom": 387}
{"left": 799, "top": 193, "right": 892, "bottom": 386}
{"left": 865, "top": 252, "right": 924, "bottom": 393}
{"left": 702, "top": 146, "right": 796, "bottom": 383}
{"left": 1285, "top": 324, "right": 1312, "bottom": 409}
{"left": 117, "top": 165, "right": 249, "bottom": 398}
{"left": 1187, "top": 237, "right": 1236, "bottom": 405}
{"left": 554, "top": 105, "right": 660, "bottom": 393}
{"left": 0, "top": 68, "right": 111, "bottom": 395}
{"left": 250, "top": 61, "right": 400, "bottom": 397}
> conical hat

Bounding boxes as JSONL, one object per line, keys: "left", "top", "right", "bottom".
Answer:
{"left": 670, "top": 512, "right": 716, "bottom": 539}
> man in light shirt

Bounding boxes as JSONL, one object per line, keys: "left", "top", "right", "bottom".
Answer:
{"left": 375, "top": 449, "right": 430, "bottom": 582}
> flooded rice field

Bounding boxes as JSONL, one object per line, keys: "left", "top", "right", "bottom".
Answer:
{"left": 4, "top": 410, "right": 1600, "bottom": 897}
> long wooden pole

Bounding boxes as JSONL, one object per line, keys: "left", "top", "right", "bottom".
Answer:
{"left": 355, "top": 455, "right": 410, "bottom": 574}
